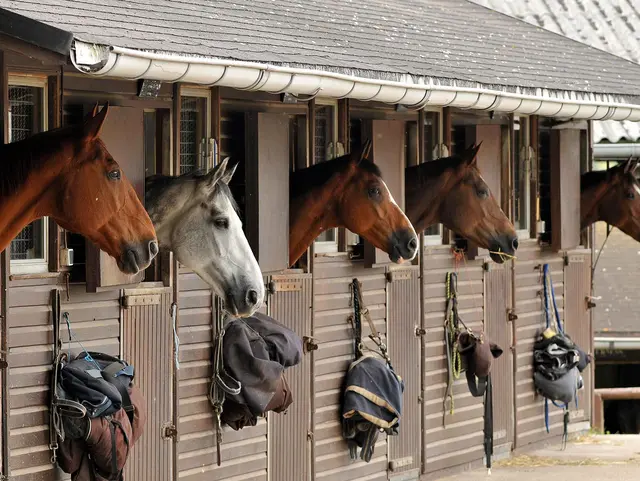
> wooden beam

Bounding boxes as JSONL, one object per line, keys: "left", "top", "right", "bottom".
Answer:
{"left": 529, "top": 115, "right": 539, "bottom": 239}
{"left": 173, "top": 83, "right": 181, "bottom": 175}
{"left": 48, "top": 69, "right": 63, "bottom": 273}
{"left": 550, "top": 128, "right": 580, "bottom": 251}
{"left": 337, "top": 98, "right": 350, "bottom": 252}
{"left": 442, "top": 107, "right": 452, "bottom": 245}
{"left": 211, "top": 86, "right": 221, "bottom": 161}
{"left": 0, "top": 48, "right": 10, "bottom": 481}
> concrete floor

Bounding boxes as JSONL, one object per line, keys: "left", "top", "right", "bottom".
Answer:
{"left": 436, "top": 435, "right": 640, "bottom": 480}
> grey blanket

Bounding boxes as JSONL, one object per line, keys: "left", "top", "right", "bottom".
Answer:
{"left": 222, "top": 312, "right": 303, "bottom": 414}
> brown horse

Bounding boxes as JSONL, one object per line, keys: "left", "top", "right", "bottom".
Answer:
{"left": 405, "top": 144, "right": 518, "bottom": 263}
{"left": 289, "top": 141, "right": 418, "bottom": 266}
{"left": 581, "top": 157, "right": 640, "bottom": 241}
{"left": 0, "top": 103, "right": 157, "bottom": 274}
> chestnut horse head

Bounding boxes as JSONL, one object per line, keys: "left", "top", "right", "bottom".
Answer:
{"left": 0, "top": 102, "right": 157, "bottom": 274}
{"left": 405, "top": 143, "right": 518, "bottom": 263}
{"left": 289, "top": 140, "right": 418, "bottom": 265}
{"left": 581, "top": 157, "right": 640, "bottom": 241}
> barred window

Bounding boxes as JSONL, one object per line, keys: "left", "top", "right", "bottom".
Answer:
{"left": 180, "top": 96, "right": 207, "bottom": 174}
{"left": 9, "top": 83, "right": 47, "bottom": 267}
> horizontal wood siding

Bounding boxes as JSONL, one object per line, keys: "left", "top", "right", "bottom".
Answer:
{"left": 8, "top": 279, "right": 120, "bottom": 481}
{"left": 313, "top": 254, "right": 388, "bottom": 481}
{"left": 177, "top": 265, "right": 267, "bottom": 481}
{"left": 513, "top": 240, "right": 565, "bottom": 448}
{"left": 422, "top": 245, "right": 486, "bottom": 474}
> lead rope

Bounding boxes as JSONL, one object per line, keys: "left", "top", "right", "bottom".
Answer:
{"left": 443, "top": 272, "right": 463, "bottom": 426}
{"left": 208, "top": 308, "right": 242, "bottom": 466}
{"left": 348, "top": 279, "right": 392, "bottom": 369}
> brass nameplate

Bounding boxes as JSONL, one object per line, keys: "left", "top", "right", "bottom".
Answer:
{"left": 122, "top": 294, "right": 161, "bottom": 307}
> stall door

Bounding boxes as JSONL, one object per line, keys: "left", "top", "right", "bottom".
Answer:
{"left": 387, "top": 265, "right": 421, "bottom": 480}
{"left": 122, "top": 287, "right": 174, "bottom": 481}
{"left": 269, "top": 273, "right": 313, "bottom": 481}
{"left": 484, "top": 263, "right": 514, "bottom": 448}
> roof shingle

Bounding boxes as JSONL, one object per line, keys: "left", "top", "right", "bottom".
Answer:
{"left": 4, "top": 0, "right": 640, "bottom": 101}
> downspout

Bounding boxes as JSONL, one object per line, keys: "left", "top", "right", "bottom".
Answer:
{"left": 69, "top": 40, "right": 640, "bottom": 121}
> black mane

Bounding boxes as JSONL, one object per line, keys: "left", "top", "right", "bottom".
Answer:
{"left": 405, "top": 153, "right": 467, "bottom": 186}
{"left": 290, "top": 152, "right": 382, "bottom": 199}
{"left": 580, "top": 170, "right": 608, "bottom": 191}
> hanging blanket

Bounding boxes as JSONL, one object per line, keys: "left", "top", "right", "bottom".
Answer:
{"left": 341, "top": 354, "right": 404, "bottom": 462}
{"left": 219, "top": 312, "right": 303, "bottom": 429}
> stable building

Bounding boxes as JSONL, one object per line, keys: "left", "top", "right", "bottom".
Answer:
{"left": 2, "top": 1, "right": 640, "bottom": 480}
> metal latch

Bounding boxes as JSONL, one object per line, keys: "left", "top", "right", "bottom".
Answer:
{"left": 508, "top": 310, "right": 518, "bottom": 321}
{"left": 303, "top": 336, "right": 318, "bottom": 353}
{"left": 162, "top": 423, "right": 178, "bottom": 439}
{"left": 415, "top": 327, "right": 426, "bottom": 337}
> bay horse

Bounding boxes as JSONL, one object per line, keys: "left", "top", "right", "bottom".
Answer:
{"left": 405, "top": 144, "right": 518, "bottom": 263}
{"left": 581, "top": 157, "right": 640, "bottom": 241}
{"left": 0, "top": 103, "right": 157, "bottom": 274}
{"left": 289, "top": 141, "right": 419, "bottom": 266}
{"left": 145, "top": 158, "right": 264, "bottom": 317}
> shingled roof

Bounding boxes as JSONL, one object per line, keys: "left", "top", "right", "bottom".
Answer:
{"left": 471, "top": 0, "right": 640, "bottom": 142}
{"left": 4, "top": 0, "right": 640, "bottom": 113}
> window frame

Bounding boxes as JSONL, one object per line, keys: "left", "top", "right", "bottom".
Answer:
{"left": 8, "top": 74, "right": 49, "bottom": 275}
{"left": 513, "top": 115, "right": 532, "bottom": 239}
{"left": 313, "top": 98, "right": 340, "bottom": 254}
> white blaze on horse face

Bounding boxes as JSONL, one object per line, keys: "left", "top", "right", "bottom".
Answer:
{"left": 380, "top": 179, "right": 418, "bottom": 241}
{"left": 633, "top": 182, "right": 640, "bottom": 198}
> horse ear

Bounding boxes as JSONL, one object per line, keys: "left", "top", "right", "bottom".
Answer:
{"left": 623, "top": 156, "right": 639, "bottom": 175}
{"left": 219, "top": 157, "right": 238, "bottom": 185}
{"left": 83, "top": 102, "right": 109, "bottom": 140}
{"left": 465, "top": 142, "right": 482, "bottom": 166}
{"left": 91, "top": 102, "right": 99, "bottom": 117}
{"left": 356, "top": 139, "right": 373, "bottom": 164}
{"left": 202, "top": 157, "right": 230, "bottom": 194}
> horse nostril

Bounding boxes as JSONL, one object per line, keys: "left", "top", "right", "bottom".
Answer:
{"left": 408, "top": 237, "right": 418, "bottom": 252}
{"left": 512, "top": 238, "right": 519, "bottom": 251}
{"left": 247, "top": 289, "right": 259, "bottom": 307}
{"left": 149, "top": 240, "right": 159, "bottom": 257}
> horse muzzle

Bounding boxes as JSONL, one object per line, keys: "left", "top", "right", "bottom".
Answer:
{"left": 389, "top": 229, "right": 419, "bottom": 263}
{"left": 225, "top": 282, "right": 265, "bottom": 318}
{"left": 489, "top": 234, "right": 519, "bottom": 264}
{"left": 118, "top": 240, "right": 159, "bottom": 274}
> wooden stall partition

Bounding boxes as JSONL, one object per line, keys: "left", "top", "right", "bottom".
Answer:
{"left": 421, "top": 245, "right": 486, "bottom": 474}
{"left": 511, "top": 241, "right": 565, "bottom": 448}
{"left": 312, "top": 254, "right": 389, "bottom": 481}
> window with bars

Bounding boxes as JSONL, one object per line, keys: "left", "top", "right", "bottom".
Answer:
{"left": 179, "top": 96, "right": 207, "bottom": 174}
{"left": 513, "top": 117, "right": 531, "bottom": 233}
{"left": 9, "top": 83, "right": 47, "bottom": 269}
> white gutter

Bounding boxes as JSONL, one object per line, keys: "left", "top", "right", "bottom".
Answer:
{"left": 595, "top": 337, "right": 640, "bottom": 350}
{"left": 593, "top": 142, "right": 640, "bottom": 159}
{"left": 71, "top": 41, "right": 640, "bottom": 121}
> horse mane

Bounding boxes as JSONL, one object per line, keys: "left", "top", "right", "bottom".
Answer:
{"left": 145, "top": 169, "right": 240, "bottom": 213}
{"left": 0, "top": 124, "right": 77, "bottom": 199}
{"left": 290, "top": 152, "right": 382, "bottom": 199}
{"left": 405, "top": 153, "right": 467, "bottom": 186}
{"left": 580, "top": 170, "right": 610, "bottom": 191}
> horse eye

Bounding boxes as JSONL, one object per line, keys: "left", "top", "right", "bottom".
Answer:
{"left": 627, "top": 191, "right": 635, "bottom": 200}
{"left": 108, "top": 170, "right": 121, "bottom": 180}
{"left": 213, "top": 218, "right": 229, "bottom": 229}
{"left": 368, "top": 187, "right": 381, "bottom": 198}
{"left": 477, "top": 188, "right": 489, "bottom": 199}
